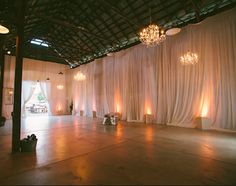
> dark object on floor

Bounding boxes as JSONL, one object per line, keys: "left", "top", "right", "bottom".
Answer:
{"left": 0, "top": 116, "right": 6, "bottom": 127}
{"left": 20, "top": 134, "right": 38, "bottom": 152}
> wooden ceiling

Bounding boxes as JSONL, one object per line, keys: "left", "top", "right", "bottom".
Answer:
{"left": 1, "top": 0, "right": 236, "bottom": 68}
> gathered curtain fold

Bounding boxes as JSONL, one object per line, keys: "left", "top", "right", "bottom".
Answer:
{"left": 39, "top": 81, "right": 52, "bottom": 115}
{"left": 21, "top": 81, "right": 37, "bottom": 117}
{"left": 70, "top": 8, "right": 236, "bottom": 130}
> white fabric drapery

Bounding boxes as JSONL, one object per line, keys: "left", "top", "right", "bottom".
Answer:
{"left": 2, "top": 57, "right": 68, "bottom": 118}
{"left": 39, "top": 81, "right": 52, "bottom": 115}
{"left": 70, "top": 8, "right": 236, "bottom": 130}
{"left": 21, "top": 81, "right": 37, "bottom": 117}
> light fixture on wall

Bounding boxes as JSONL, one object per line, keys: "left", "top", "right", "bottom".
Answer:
{"left": 74, "top": 72, "right": 86, "bottom": 81}
{"left": 58, "top": 71, "right": 63, "bottom": 75}
{"left": 179, "top": 51, "right": 198, "bottom": 65}
{"left": 139, "top": 9, "right": 166, "bottom": 47}
{"left": 57, "top": 85, "right": 64, "bottom": 90}
{"left": 8, "top": 89, "right": 13, "bottom": 95}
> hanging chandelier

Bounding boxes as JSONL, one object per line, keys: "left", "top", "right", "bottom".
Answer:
{"left": 139, "top": 24, "right": 166, "bottom": 47}
{"left": 74, "top": 72, "right": 86, "bottom": 81}
{"left": 179, "top": 51, "right": 198, "bottom": 65}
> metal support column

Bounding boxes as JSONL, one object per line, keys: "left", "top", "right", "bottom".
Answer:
{"left": 0, "top": 36, "right": 5, "bottom": 116}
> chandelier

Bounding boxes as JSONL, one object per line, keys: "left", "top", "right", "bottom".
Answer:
{"left": 139, "top": 24, "right": 166, "bottom": 47}
{"left": 74, "top": 72, "right": 86, "bottom": 81}
{"left": 179, "top": 51, "right": 198, "bottom": 65}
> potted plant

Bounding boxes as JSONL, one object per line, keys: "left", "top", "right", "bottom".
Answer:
{"left": 20, "top": 134, "right": 38, "bottom": 152}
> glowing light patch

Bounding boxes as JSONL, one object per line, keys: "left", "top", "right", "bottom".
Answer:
{"left": 201, "top": 101, "right": 209, "bottom": 117}
{"left": 57, "top": 85, "right": 64, "bottom": 90}
{"left": 147, "top": 108, "right": 151, "bottom": 115}
{"left": 116, "top": 104, "right": 120, "bottom": 113}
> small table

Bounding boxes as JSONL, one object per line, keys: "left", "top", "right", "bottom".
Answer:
{"left": 103, "top": 114, "right": 118, "bottom": 125}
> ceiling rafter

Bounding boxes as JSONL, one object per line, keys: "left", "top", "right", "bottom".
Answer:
{"left": 37, "top": 14, "right": 115, "bottom": 44}
{"left": 70, "top": 1, "right": 112, "bottom": 48}
{"left": 101, "top": 0, "right": 139, "bottom": 32}
{"left": 1, "top": 0, "right": 235, "bottom": 67}
{"left": 95, "top": 3, "right": 129, "bottom": 43}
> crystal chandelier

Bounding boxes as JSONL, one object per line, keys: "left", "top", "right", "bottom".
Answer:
{"left": 139, "top": 24, "right": 166, "bottom": 47}
{"left": 74, "top": 72, "right": 86, "bottom": 81}
{"left": 179, "top": 51, "right": 198, "bottom": 65}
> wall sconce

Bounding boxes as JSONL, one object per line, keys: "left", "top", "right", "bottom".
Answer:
{"left": 8, "top": 90, "right": 13, "bottom": 95}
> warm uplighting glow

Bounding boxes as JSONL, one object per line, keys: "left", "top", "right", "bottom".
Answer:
{"left": 116, "top": 104, "right": 120, "bottom": 113}
{"left": 146, "top": 108, "right": 151, "bottom": 115}
{"left": 201, "top": 101, "right": 209, "bottom": 117}
{"left": 0, "top": 25, "right": 9, "bottom": 34}
{"left": 74, "top": 102, "right": 78, "bottom": 113}
{"left": 179, "top": 51, "right": 198, "bottom": 65}
{"left": 116, "top": 125, "right": 123, "bottom": 138}
{"left": 57, "top": 85, "right": 64, "bottom": 90}
{"left": 74, "top": 72, "right": 86, "bottom": 81}
{"left": 57, "top": 106, "right": 61, "bottom": 111}
{"left": 139, "top": 24, "right": 166, "bottom": 47}
{"left": 92, "top": 100, "right": 96, "bottom": 111}
{"left": 92, "top": 106, "right": 96, "bottom": 112}
{"left": 145, "top": 126, "right": 153, "bottom": 141}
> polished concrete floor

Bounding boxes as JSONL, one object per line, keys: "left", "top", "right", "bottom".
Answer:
{"left": 0, "top": 115, "right": 236, "bottom": 185}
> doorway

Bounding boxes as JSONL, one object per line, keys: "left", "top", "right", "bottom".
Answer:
{"left": 22, "top": 81, "right": 51, "bottom": 116}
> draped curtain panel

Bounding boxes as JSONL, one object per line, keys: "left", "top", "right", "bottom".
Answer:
{"left": 39, "top": 81, "right": 52, "bottom": 115}
{"left": 2, "top": 57, "right": 68, "bottom": 118}
{"left": 70, "top": 8, "right": 236, "bottom": 130}
{"left": 21, "top": 81, "right": 37, "bottom": 117}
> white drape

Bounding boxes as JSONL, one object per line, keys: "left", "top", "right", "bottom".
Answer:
{"left": 70, "top": 7, "right": 236, "bottom": 130}
{"left": 2, "top": 57, "right": 68, "bottom": 118}
{"left": 39, "top": 81, "right": 52, "bottom": 115}
{"left": 21, "top": 81, "right": 36, "bottom": 117}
